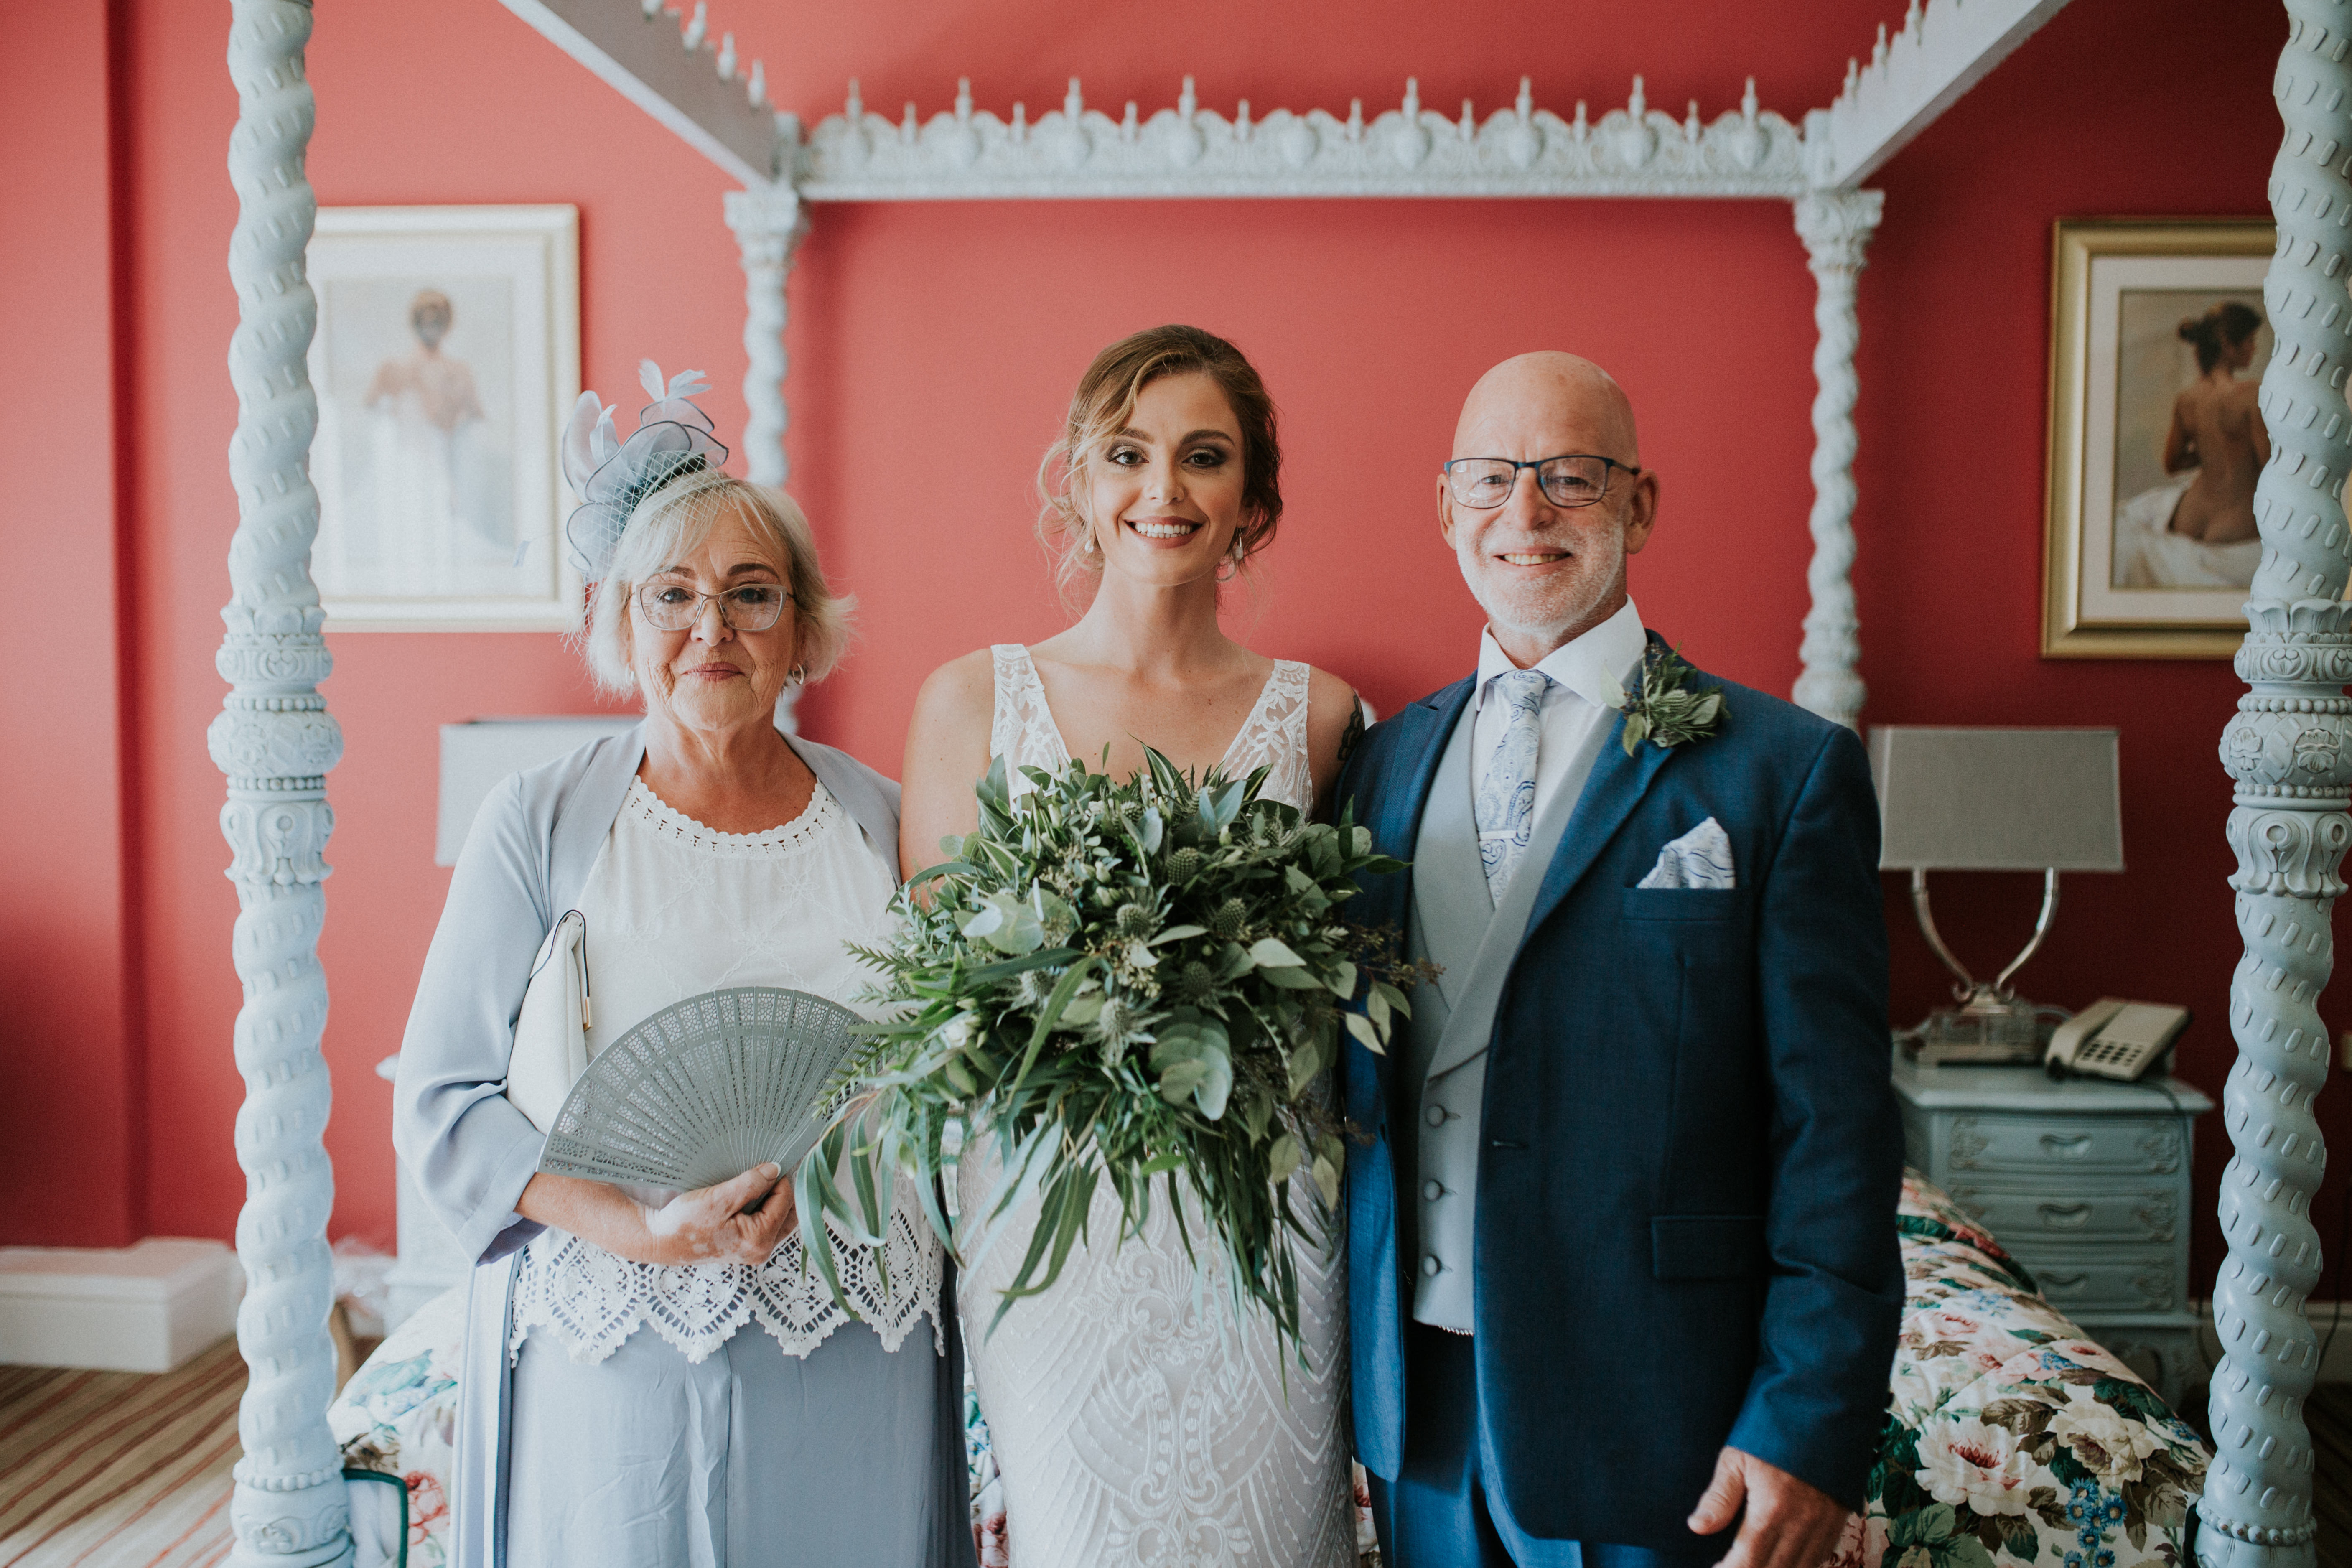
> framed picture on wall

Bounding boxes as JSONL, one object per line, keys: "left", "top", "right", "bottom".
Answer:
{"left": 2042, "top": 217, "right": 2276, "bottom": 658}
{"left": 306, "top": 205, "right": 580, "bottom": 630}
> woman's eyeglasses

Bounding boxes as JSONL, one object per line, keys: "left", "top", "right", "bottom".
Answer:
{"left": 1441, "top": 453, "right": 1638, "bottom": 510}
{"left": 634, "top": 580, "right": 792, "bottom": 633}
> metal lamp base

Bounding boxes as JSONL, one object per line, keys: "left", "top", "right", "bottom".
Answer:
{"left": 1902, "top": 869, "right": 2063, "bottom": 1066}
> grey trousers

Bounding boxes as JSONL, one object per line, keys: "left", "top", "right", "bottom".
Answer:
{"left": 504, "top": 1319, "right": 973, "bottom": 1568}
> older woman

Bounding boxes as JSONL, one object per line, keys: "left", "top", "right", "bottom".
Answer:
{"left": 395, "top": 370, "right": 972, "bottom": 1568}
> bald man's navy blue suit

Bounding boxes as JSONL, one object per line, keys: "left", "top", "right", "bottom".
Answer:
{"left": 1337, "top": 654, "right": 1903, "bottom": 1566}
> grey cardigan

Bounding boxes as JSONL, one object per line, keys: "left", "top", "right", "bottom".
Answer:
{"left": 391, "top": 722, "right": 903, "bottom": 1264}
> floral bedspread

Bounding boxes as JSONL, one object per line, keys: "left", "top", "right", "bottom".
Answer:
{"left": 331, "top": 1172, "right": 2207, "bottom": 1568}
{"left": 1830, "top": 1174, "right": 2208, "bottom": 1568}
{"left": 333, "top": 1283, "right": 462, "bottom": 1567}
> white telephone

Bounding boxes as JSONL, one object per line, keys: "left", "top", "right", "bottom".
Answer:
{"left": 2044, "top": 998, "right": 2190, "bottom": 1082}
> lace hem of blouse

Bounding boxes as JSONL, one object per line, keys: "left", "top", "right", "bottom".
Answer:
{"left": 621, "top": 775, "right": 840, "bottom": 857}
{"left": 509, "top": 1195, "right": 943, "bottom": 1365}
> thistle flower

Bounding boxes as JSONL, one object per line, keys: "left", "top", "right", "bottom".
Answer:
{"left": 1173, "top": 960, "right": 1216, "bottom": 1003}
{"left": 1013, "top": 967, "right": 1054, "bottom": 1008}
{"left": 1095, "top": 991, "right": 1149, "bottom": 1052}
{"left": 1115, "top": 902, "right": 1157, "bottom": 940}
{"left": 1210, "top": 897, "right": 1248, "bottom": 940}
{"left": 1167, "top": 847, "right": 1206, "bottom": 882}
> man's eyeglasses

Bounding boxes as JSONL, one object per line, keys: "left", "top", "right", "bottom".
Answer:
{"left": 635, "top": 580, "right": 793, "bottom": 633}
{"left": 1441, "top": 454, "right": 1639, "bottom": 510}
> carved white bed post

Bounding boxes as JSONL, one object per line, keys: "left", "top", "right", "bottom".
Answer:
{"left": 1790, "top": 187, "right": 1882, "bottom": 731}
{"left": 723, "top": 182, "right": 806, "bottom": 487}
{"left": 724, "top": 181, "right": 807, "bottom": 730}
{"left": 212, "top": 3, "right": 350, "bottom": 1565}
{"left": 2204, "top": 4, "right": 2352, "bottom": 1560}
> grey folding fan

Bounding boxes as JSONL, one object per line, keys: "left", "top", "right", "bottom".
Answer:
{"left": 535, "top": 987, "right": 864, "bottom": 1192}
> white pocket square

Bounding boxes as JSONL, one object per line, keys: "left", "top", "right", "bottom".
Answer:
{"left": 1637, "top": 817, "right": 1735, "bottom": 890}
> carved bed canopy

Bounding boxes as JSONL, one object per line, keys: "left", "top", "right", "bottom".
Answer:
{"left": 209, "top": 0, "right": 2345, "bottom": 1560}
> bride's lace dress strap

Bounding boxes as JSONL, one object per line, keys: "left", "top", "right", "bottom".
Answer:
{"left": 989, "top": 645, "right": 1068, "bottom": 794}
{"left": 1223, "top": 659, "right": 1315, "bottom": 811}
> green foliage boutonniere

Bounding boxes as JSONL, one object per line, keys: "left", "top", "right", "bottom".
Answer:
{"left": 1604, "top": 643, "right": 1725, "bottom": 756}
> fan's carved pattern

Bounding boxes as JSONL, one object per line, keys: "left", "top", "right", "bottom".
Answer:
{"left": 2206, "top": 4, "right": 2352, "bottom": 1560}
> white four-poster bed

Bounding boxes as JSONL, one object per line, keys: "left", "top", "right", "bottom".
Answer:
{"left": 211, "top": 0, "right": 2345, "bottom": 1560}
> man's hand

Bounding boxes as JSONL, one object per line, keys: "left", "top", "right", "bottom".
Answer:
{"left": 1687, "top": 1446, "right": 1849, "bottom": 1568}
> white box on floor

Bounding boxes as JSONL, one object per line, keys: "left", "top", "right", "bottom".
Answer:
{"left": 0, "top": 1237, "right": 243, "bottom": 1372}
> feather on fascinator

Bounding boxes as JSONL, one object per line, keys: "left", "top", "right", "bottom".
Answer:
{"left": 560, "top": 361, "right": 731, "bottom": 579}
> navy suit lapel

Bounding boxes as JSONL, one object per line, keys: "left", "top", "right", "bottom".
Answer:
{"left": 1369, "top": 678, "right": 1473, "bottom": 898}
{"left": 1519, "top": 647, "right": 1691, "bottom": 942}
{"left": 1354, "top": 677, "right": 1472, "bottom": 1095}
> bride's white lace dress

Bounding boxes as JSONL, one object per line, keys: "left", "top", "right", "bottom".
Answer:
{"left": 961, "top": 645, "right": 1355, "bottom": 1568}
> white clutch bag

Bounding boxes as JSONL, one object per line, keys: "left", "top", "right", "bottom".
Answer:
{"left": 507, "top": 909, "right": 593, "bottom": 1133}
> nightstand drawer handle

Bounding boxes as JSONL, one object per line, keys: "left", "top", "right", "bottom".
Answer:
{"left": 2041, "top": 1270, "right": 2089, "bottom": 1291}
{"left": 2040, "top": 1133, "right": 2094, "bottom": 1159}
{"left": 2037, "top": 1202, "right": 2092, "bottom": 1227}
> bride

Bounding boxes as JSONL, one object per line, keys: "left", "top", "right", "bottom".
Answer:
{"left": 901, "top": 324, "right": 1364, "bottom": 1568}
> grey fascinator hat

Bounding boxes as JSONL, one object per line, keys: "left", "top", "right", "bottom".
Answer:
{"left": 560, "top": 360, "right": 731, "bottom": 579}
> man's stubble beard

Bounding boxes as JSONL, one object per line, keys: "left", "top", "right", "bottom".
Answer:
{"left": 1464, "top": 524, "right": 1627, "bottom": 650}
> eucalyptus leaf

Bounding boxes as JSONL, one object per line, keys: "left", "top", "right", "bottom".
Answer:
{"left": 1248, "top": 937, "right": 1306, "bottom": 968}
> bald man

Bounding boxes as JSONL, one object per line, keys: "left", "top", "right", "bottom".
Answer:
{"left": 1336, "top": 354, "right": 1901, "bottom": 1568}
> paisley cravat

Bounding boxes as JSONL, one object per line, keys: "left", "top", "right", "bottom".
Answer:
{"left": 1474, "top": 668, "right": 1553, "bottom": 900}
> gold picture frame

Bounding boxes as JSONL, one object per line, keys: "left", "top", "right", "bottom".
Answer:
{"left": 2041, "top": 218, "right": 2276, "bottom": 659}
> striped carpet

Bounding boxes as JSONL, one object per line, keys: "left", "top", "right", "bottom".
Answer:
{"left": 0, "top": 1339, "right": 243, "bottom": 1568}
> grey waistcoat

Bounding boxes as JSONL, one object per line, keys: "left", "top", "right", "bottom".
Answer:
{"left": 1396, "top": 694, "right": 1609, "bottom": 1332}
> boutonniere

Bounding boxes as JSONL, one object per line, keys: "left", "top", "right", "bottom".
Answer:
{"left": 1601, "top": 644, "right": 1725, "bottom": 756}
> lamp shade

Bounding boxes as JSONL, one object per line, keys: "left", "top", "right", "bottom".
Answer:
{"left": 1867, "top": 726, "right": 2123, "bottom": 872}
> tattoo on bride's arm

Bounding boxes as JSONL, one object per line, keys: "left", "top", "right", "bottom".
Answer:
{"left": 1336, "top": 697, "right": 1366, "bottom": 771}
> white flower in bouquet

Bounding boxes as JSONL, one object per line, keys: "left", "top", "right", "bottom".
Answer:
{"left": 798, "top": 747, "right": 1423, "bottom": 1360}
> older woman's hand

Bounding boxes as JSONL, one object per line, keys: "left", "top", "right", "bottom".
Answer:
{"left": 515, "top": 1164, "right": 799, "bottom": 1268}
{"left": 636, "top": 1164, "right": 800, "bottom": 1267}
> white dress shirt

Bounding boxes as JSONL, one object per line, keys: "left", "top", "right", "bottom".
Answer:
{"left": 1469, "top": 598, "right": 1648, "bottom": 833}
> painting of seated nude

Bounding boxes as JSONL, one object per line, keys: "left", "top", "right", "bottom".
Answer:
{"left": 306, "top": 206, "right": 579, "bottom": 629}
{"left": 2043, "top": 219, "right": 2279, "bottom": 658}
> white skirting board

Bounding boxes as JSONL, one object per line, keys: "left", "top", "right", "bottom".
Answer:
{"left": 0, "top": 1237, "right": 243, "bottom": 1373}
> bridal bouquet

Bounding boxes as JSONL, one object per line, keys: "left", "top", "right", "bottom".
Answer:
{"left": 802, "top": 749, "right": 1416, "bottom": 1353}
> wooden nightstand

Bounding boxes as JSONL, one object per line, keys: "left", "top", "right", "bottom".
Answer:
{"left": 1891, "top": 1049, "right": 2214, "bottom": 1407}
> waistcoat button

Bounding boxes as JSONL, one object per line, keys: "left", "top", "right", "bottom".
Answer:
{"left": 1422, "top": 1254, "right": 1441, "bottom": 1277}
{"left": 1425, "top": 1105, "right": 1446, "bottom": 1127}
{"left": 1423, "top": 1180, "right": 1444, "bottom": 1201}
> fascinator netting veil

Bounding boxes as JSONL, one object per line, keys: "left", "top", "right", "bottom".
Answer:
{"left": 561, "top": 360, "right": 731, "bottom": 580}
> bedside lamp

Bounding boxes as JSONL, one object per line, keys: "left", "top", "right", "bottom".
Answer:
{"left": 1868, "top": 727, "right": 2124, "bottom": 1061}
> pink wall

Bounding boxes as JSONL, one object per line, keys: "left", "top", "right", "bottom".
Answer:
{"left": 6, "top": 0, "right": 2294, "bottom": 1294}
{"left": 2, "top": 0, "right": 140, "bottom": 1247}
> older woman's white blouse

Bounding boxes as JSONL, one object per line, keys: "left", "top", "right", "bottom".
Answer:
{"left": 506, "top": 775, "right": 941, "bottom": 1366}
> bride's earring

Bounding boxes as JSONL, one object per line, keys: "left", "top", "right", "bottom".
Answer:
{"left": 787, "top": 663, "right": 807, "bottom": 687}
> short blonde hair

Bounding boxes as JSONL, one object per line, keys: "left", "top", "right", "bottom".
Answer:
{"left": 580, "top": 466, "right": 854, "bottom": 695}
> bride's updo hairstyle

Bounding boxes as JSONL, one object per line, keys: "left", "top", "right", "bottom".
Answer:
{"left": 1038, "top": 324, "right": 1283, "bottom": 593}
